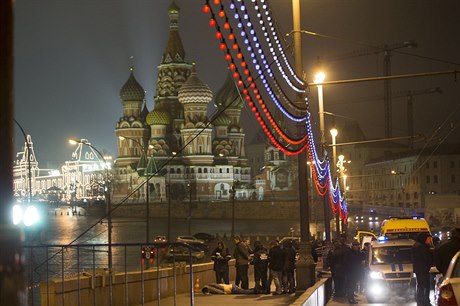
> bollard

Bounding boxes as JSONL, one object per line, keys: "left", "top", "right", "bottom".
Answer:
{"left": 194, "top": 276, "right": 201, "bottom": 293}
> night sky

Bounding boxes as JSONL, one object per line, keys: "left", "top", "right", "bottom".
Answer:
{"left": 14, "top": 0, "right": 460, "bottom": 169}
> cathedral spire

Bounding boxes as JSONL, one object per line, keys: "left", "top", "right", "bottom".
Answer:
{"left": 162, "top": 0, "right": 185, "bottom": 63}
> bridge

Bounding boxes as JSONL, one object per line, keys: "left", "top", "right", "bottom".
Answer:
{"left": 25, "top": 242, "right": 333, "bottom": 306}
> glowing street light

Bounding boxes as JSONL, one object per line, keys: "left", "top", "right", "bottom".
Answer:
{"left": 314, "top": 71, "right": 332, "bottom": 241}
{"left": 330, "top": 126, "right": 340, "bottom": 235}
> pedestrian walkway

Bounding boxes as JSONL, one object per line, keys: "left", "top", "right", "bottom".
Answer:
{"left": 146, "top": 290, "right": 300, "bottom": 306}
{"left": 137, "top": 279, "right": 301, "bottom": 306}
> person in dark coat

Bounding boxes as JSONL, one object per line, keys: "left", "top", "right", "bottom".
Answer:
{"left": 345, "top": 241, "right": 365, "bottom": 304}
{"left": 412, "top": 232, "right": 434, "bottom": 306}
{"left": 233, "top": 235, "right": 250, "bottom": 289}
{"left": 268, "top": 240, "right": 284, "bottom": 295}
{"left": 359, "top": 242, "right": 370, "bottom": 293}
{"left": 282, "top": 239, "right": 297, "bottom": 294}
{"left": 329, "top": 235, "right": 350, "bottom": 298}
{"left": 252, "top": 240, "right": 269, "bottom": 294}
{"left": 211, "top": 241, "right": 232, "bottom": 284}
{"left": 434, "top": 228, "right": 460, "bottom": 276}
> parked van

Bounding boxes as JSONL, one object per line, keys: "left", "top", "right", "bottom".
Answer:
{"left": 366, "top": 238, "right": 416, "bottom": 303}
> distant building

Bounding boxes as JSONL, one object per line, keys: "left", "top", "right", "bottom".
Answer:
{"left": 13, "top": 136, "right": 111, "bottom": 203}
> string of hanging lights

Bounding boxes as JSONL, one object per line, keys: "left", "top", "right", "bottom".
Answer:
{"left": 249, "top": 0, "right": 306, "bottom": 91}
{"left": 204, "top": 0, "right": 348, "bottom": 222}
{"left": 228, "top": 0, "right": 307, "bottom": 113}
{"left": 206, "top": 4, "right": 310, "bottom": 149}
{"left": 217, "top": 1, "right": 309, "bottom": 122}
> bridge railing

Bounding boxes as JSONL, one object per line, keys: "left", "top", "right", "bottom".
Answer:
{"left": 23, "top": 242, "right": 211, "bottom": 306}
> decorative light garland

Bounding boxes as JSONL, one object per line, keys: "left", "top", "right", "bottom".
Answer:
{"left": 250, "top": 0, "right": 306, "bottom": 92}
{"left": 203, "top": 0, "right": 348, "bottom": 221}
{"left": 208, "top": 4, "right": 309, "bottom": 147}
{"left": 223, "top": 0, "right": 309, "bottom": 122}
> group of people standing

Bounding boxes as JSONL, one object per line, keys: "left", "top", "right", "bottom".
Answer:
{"left": 210, "top": 236, "right": 297, "bottom": 295}
{"left": 413, "top": 227, "right": 460, "bottom": 306}
{"left": 328, "top": 227, "right": 460, "bottom": 306}
{"left": 328, "top": 234, "right": 368, "bottom": 304}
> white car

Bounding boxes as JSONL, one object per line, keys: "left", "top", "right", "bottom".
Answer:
{"left": 436, "top": 251, "right": 460, "bottom": 305}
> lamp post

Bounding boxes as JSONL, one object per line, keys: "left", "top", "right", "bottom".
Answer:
{"left": 167, "top": 173, "right": 171, "bottom": 242}
{"left": 187, "top": 181, "right": 192, "bottom": 235}
{"left": 337, "top": 155, "right": 350, "bottom": 233}
{"left": 315, "top": 71, "right": 331, "bottom": 242}
{"left": 230, "top": 182, "right": 237, "bottom": 239}
{"left": 330, "top": 126, "right": 341, "bottom": 236}
{"left": 14, "top": 119, "right": 32, "bottom": 203}
{"left": 292, "top": 0, "right": 315, "bottom": 290}
{"left": 118, "top": 136, "right": 152, "bottom": 243}
{"left": 69, "top": 138, "right": 113, "bottom": 304}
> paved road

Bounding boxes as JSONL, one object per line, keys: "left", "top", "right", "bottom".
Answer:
{"left": 150, "top": 290, "right": 426, "bottom": 306}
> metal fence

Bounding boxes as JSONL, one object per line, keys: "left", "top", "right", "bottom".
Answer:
{"left": 23, "top": 242, "right": 199, "bottom": 306}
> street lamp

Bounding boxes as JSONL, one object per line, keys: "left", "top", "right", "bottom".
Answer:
{"left": 118, "top": 136, "right": 153, "bottom": 243}
{"left": 14, "top": 119, "right": 33, "bottom": 203}
{"left": 315, "top": 71, "right": 331, "bottom": 242}
{"left": 68, "top": 138, "right": 113, "bottom": 304}
{"left": 187, "top": 181, "right": 192, "bottom": 235}
{"left": 337, "top": 155, "right": 350, "bottom": 232}
{"left": 314, "top": 71, "right": 326, "bottom": 146}
{"left": 292, "top": 0, "right": 315, "bottom": 290}
{"left": 330, "top": 126, "right": 340, "bottom": 236}
{"left": 230, "top": 181, "right": 238, "bottom": 239}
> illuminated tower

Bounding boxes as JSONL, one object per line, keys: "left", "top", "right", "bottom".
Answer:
{"left": 213, "top": 73, "right": 248, "bottom": 167}
{"left": 116, "top": 68, "right": 149, "bottom": 167}
{"left": 178, "top": 64, "right": 214, "bottom": 165}
{"left": 152, "top": 0, "right": 192, "bottom": 153}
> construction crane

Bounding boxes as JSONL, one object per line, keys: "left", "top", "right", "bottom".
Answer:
{"left": 404, "top": 87, "right": 442, "bottom": 149}
{"left": 321, "top": 40, "right": 418, "bottom": 138}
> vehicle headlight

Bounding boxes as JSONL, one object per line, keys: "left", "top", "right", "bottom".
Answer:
{"left": 369, "top": 271, "right": 384, "bottom": 280}
{"left": 369, "top": 283, "right": 385, "bottom": 295}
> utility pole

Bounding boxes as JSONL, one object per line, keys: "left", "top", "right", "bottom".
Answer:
{"left": 292, "top": 0, "right": 315, "bottom": 290}
{"left": 187, "top": 181, "right": 192, "bottom": 236}
{"left": 0, "top": 1, "right": 27, "bottom": 304}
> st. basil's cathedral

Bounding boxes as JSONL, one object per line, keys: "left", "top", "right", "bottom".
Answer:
{"left": 113, "top": 2, "right": 256, "bottom": 203}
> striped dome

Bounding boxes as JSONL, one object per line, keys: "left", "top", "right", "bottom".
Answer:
{"left": 178, "top": 64, "right": 213, "bottom": 105}
{"left": 213, "top": 113, "right": 231, "bottom": 126}
{"left": 146, "top": 107, "right": 171, "bottom": 125}
{"left": 120, "top": 69, "right": 145, "bottom": 101}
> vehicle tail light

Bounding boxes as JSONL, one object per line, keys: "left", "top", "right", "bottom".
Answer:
{"left": 438, "top": 283, "right": 458, "bottom": 306}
